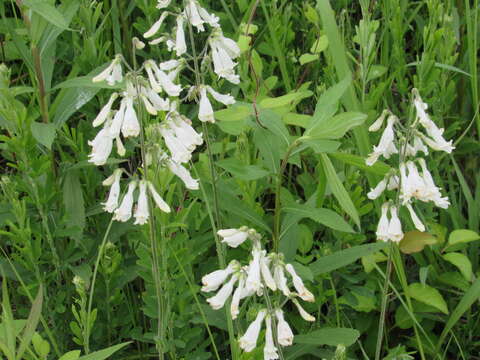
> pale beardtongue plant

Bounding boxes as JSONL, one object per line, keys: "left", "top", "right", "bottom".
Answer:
{"left": 366, "top": 89, "right": 454, "bottom": 241}
{"left": 202, "top": 228, "right": 315, "bottom": 359}
{"left": 87, "top": 0, "right": 238, "bottom": 225}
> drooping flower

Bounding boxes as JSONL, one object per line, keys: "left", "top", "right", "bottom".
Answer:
{"left": 246, "top": 247, "right": 262, "bottom": 293}
{"left": 209, "top": 30, "right": 240, "bottom": 84}
{"left": 175, "top": 15, "right": 187, "bottom": 56}
{"left": 144, "top": 12, "right": 169, "bottom": 38}
{"left": 230, "top": 274, "right": 245, "bottom": 319}
{"left": 198, "top": 87, "right": 215, "bottom": 122}
{"left": 167, "top": 159, "right": 199, "bottom": 190}
{"left": 134, "top": 181, "right": 149, "bottom": 225}
{"left": 93, "top": 55, "right": 123, "bottom": 85}
{"left": 201, "top": 260, "right": 239, "bottom": 292}
{"left": 109, "top": 98, "right": 127, "bottom": 137}
{"left": 387, "top": 206, "right": 403, "bottom": 243}
{"left": 368, "top": 109, "right": 389, "bottom": 132}
{"left": 285, "top": 264, "right": 314, "bottom": 302}
{"left": 375, "top": 202, "right": 390, "bottom": 242}
{"left": 88, "top": 127, "right": 114, "bottom": 166}
{"left": 102, "top": 169, "right": 123, "bottom": 213}
{"left": 264, "top": 316, "right": 279, "bottom": 360}
{"left": 239, "top": 309, "right": 267, "bottom": 352}
{"left": 93, "top": 93, "right": 118, "bottom": 127}
{"left": 114, "top": 181, "right": 137, "bottom": 222}
{"left": 273, "top": 262, "right": 290, "bottom": 297}
{"left": 260, "top": 252, "right": 276, "bottom": 291}
{"left": 406, "top": 203, "right": 425, "bottom": 232}
{"left": 206, "top": 274, "right": 238, "bottom": 310}
{"left": 366, "top": 115, "right": 398, "bottom": 166}
{"left": 367, "top": 177, "right": 388, "bottom": 200}
{"left": 147, "top": 181, "right": 171, "bottom": 213}
{"left": 217, "top": 228, "right": 249, "bottom": 248}
{"left": 275, "top": 309, "right": 294, "bottom": 346}
{"left": 121, "top": 97, "right": 140, "bottom": 138}
{"left": 292, "top": 299, "right": 315, "bottom": 322}
{"left": 156, "top": 0, "right": 171, "bottom": 9}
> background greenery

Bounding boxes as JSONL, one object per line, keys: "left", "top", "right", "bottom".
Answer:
{"left": 0, "top": 0, "right": 479, "bottom": 359}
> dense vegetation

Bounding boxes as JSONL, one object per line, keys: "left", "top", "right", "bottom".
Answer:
{"left": 1, "top": 0, "right": 479, "bottom": 359}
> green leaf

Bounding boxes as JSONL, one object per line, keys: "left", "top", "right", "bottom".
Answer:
{"left": 310, "top": 242, "right": 387, "bottom": 276}
{"left": 367, "top": 65, "right": 388, "bottom": 82}
{"left": 214, "top": 104, "right": 252, "bottom": 122}
{"left": 283, "top": 203, "right": 354, "bottom": 233}
{"left": 408, "top": 283, "right": 449, "bottom": 315}
{"left": 216, "top": 158, "right": 270, "bottom": 181}
{"left": 306, "top": 112, "right": 367, "bottom": 139}
{"left": 30, "top": 122, "right": 56, "bottom": 149}
{"left": 59, "top": 350, "right": 81, "bottom": 360}
{"left": 23, "top": 0, "right": 69, "bottom": 30}
{"left": 436, "top": 278, "right": 480, "bottom": 351}
{"left": 299, "top": 53, "right": 319, "bottom": 65}
{"left": 259, "top": 91, "right": 313, "bottom": 109}
{"left": 52, "top": 87, "right": 99, "bottom": 126}
{"left": 16, "top": 286, "right": 43, "bottom": 359}
{"left": 330, "top": 152, "right": 390, "bottom": 176}
{"left": 63, "top": 171, "right": 86, "bottom": 239}
{"left": 310, "top": 35, "right": 329, "bottom": 53}
{"left": 442, "top": 252, "right": 473, "bottom": 281}
{"left": 52, "top": 76, "right": 120, "bottom": 90}
{"left": 295, "top": 328, "right": 360, "bottom": 346}
{"left": 399, "top": 231, "right": 437, "bottom": 254}
{"left": 283, "top": 113, "right": 311, "bottom": 128}
{"left": 78, "top": 342, "right": 131, "bottom": 360}
{"left": 320, "top": 154, "right": 360, "bottom": 228}
{"left": 445, "top": 229, "right": 480, "bottom": 250}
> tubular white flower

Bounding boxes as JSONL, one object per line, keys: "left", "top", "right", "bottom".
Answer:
{"left": 420, "top": 132, "right": 455, "bottom": 154}
{"left": 145, "top": 62, "right": 163, "bottom": 92}
{"left": 144, "top": 12, "right": 168, "bottom": 38}
{"left": 230, "top": 275, "right": 245, "bottom": 319}
{"left": 185, "top": 0, "right": 205, "bottom": 31}
{"left": 206, "top": 274, "right": 238, "bottom": 310}
{"left": 210, "top": 37, "right": 240, "bottom": 84}
{"left": 114, "top": 181, "right": 137, "bottom": 222}
{"left": 405, "top": 161, "right": 426, "bottom": 202}
{"left": 142, "top": 86, "right": 170, "bottom": 111}
{"left": 150, "top": 61, "right": 182, "bottom": 97}
{"left": 201, "top": 260, "right": 238, "bottom": 293}
{"left": 141, "top": 94, "right": 158, "bottom": 115}
{"left": 88, "top": 127, "right": 114, "bottom": 166}
{"left": 147, "top": 182, "right": 171, "bottom": 213}
{"left": 92, "top": 55, "right": 123, "bottom": 85}
{"left": 366, "top": 115, "right": 398, "bottom": 165}
{"left": 93, "top": 93, "right": 118, "bottom": 127}
{"left": 273, "top": 263, "right": 290, "bottom": 297}
{"left": 169, "top": 116, "right": 203, "bottom": 147}
{"left": 367, "top": 177, "right": 388, "bottom": 200}
{"left": 260, "top": 252, "right": 276, "bottom": 291}
{"left": 246, "top": 248, "right": 262, "bottom": 293}
{"left": 292, "top": 299, "right": 315, "bottom": 322}
{"left": 388, "top": 206, "right": 403, "bottom": 243}
{"left": 198, "top": 6, "right": 219, "bottom": 27}
{"left": 102, "top": 169, "right": 123, "bottom": 213}
{"left": 206, "top": 85, "right": 235, "bottom": 105}
{"left": 175, "top": 15, "right": 187, "bottom": 56}
{"left": 276, "top": 309, "right": 294, "bottom": 347}
{"left": 406, "top": 136, "right": 429, "bottom": 157}
{"left": 167, "top": 159, "right": 199, "bottom": 190}
{"left": 132, "top": 37, "right": 145, "bottom": 50}
{"left": 115, "top": 136, "right": 126, "bottom": 156}
{"left": 285, "top": 263, "right": 314, "bottom": 302}
{"left": 418, "top": 158, "right": 450, "bottom": 208}
{"left": 264, "top": 316, "right": 279, "bottom": 360}
{"left": 160, "top": 59, "right": 181, "bottom": 71}
{"left": 368, "top": 109, "right": 389, "bottom": 132}
{"left": 376, "top": 202, "right": 390, "bottom": 242}
{"left": 109, "top": 98, "right": 127, "bottom": 137}
{"left": 160, "top": 127, "right": 192, "bottom": 163}
{"left": 387, "top": 175, "right": 399, "bottom": 191}
{"left": 213, "top": 30, "right": 241, "bottom": 58}
{"left": 217, "top": 228, "right": 249, "bottom": 248}
{"left": 406, "top": 203, "right": 425, "bottom": 232}
{"left": 198, "top": 87, "right": 215, "bottom": 122}
{"left": 134, "top": 181, "right": 149, "bottom": 225}
{"left": 156, "top": 0, "right": 171, "bottom": 9}
{"left": 239, "top": 309, "right": 267, "bottom": 352}
{"left": 121, "top": 97, "right": 140, "bottom": 138}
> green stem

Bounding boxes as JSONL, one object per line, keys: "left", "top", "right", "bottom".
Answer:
{"left": 219, "top": 0, "right": 238, "bottom": 29}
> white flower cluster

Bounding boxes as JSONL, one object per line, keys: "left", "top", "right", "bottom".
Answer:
{"left": 201, "top": 227, "right": 315, "bottom": 359}
{"left": 366, "top": 89, "right": 453, "bottom": 242}
{"left": 87, "top": 0, "right": 240, "bottom": 224}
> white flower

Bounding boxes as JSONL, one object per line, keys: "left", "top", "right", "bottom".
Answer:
{"left": 239, "top": 309, "right": 267, "bottom": 352}
{"left": 121, "top": 97, "right": 140, "bottom": 138}
{"left": 292, "top": 299, "right": 315, "bottom": 322}
{"left": 185, "top": 0, "right": 205, "bottom": 31}
{"left": 160, "top": 60, "right": 181, "bottom": 71}
{"left": 406, "top": 136, "right": 429, "bottom": 157}
{"left": 109, "top": 98, "right": 127, "bottom": 137}
{"left": 199, "top": 87, "right": 215, "bottom": 122}
{"left": 367, "top": 177, "right": 387, "bottom": 200}
{"left": 147, "top": 182, "right": 171, "bottom": 213}
{"left": 418, "top": 158, "right": 450, "bottom": 208}
{"left": 387, "top": 175, "right": 399, "bottom": 191}
{"left": 285, "top": 264, "right": 314, "bottom": 302}
{"left": 388, "top": 206, "right": 403, "bottom": 243}
{"left": 264, "top": 316, "right": 279, "bottom": 360}
{"left": 246, "top": 248, "right": 262, "bottom": 293}
{"left": 102, "top": 169, "right": 123, "bottom": 213}
{"left": 366, "top": 115, "right": 398, "bottom": 165}
{"left": 144, "top": 12, "right": 169, "bottom": 38}
{"left": 230, "top": 274, "right": 245, "bottom": 319}
{"left": 116, "top": 136, "right": 126, "bottom": 156}
{"left": 209, "top": 34, "right": 240, "bottom": 84}
{"left": 114, "top": 181, "right": 137, "bottom": 222}
{"left": 142, "top": 86, "right": 170, "bottom": 111}
{"left": 134, "top": 181, "right": 149, "bottom": 225}
{"left": 160, "top": 126, "right": 192, "bottom": 164}
{"left": 175, "top": 15, "right": 187, "bottom": 56}
{"left": 146, "top": 61, "right": 182, "bottom": 97}
{"left": 156, "top": 0, "right": 171, "bottom": 9}
{"left": 405, "top": 161, "right": 427, "bottom": 202}
{"left": 273, "top": 263, "right": 290, "bottom": 297}
{"left": 88, "top": 127, "right": 114, "bottom": 166}
{"left": 275, "top": 309, "right": 294, "bottom": 346}
{"left": 420, "top": 132, "right": 455, "bottom": 154}
{"left": 376, "top": 202, "right": 390, "bottom": 242}
{"left": 92, "top": 55, "right": 123, "bottom": 85}
{"left": 93, "top": 93, "right": 118, "bottom": 127}
{"left": 368, "top": 109, "right": 389, "bottom": 132}
{"left": 197, "top": 5, "right": 219, "bottom": 27}
{"left": 406, "top": 203, "right": 425, "bottom": 232}
{"left": 132, "top": 37, "right": 145, "bottom": 50}
{"left": 169, "top": 116, "right": 203, "bottom": 147}
{"left": 260, "top": 252, "right": 276, "bottom": 291}
{"left": 206, "top": 85, "right": 235, "bottom": 105}
{"left": 167, "top": 159, "right": 199, "bottom": 190}
{"left": 201, "top": 260, "right": 238, "bottom": 292}
{"left": 206, "top": 274, "right": 238, "bottom": 310}
{"left": 217, "top": 228, "right": 249, "bottom": 248}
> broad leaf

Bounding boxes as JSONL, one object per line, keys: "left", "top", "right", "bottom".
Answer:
{"left": 295, "top": 328, "right": 360, "bottom": 346}
{"left": 408, "top": 283, "right": 449, "bottom": 314}
{"left": 443, "top": 252, "right": 473, "bottom": 281}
